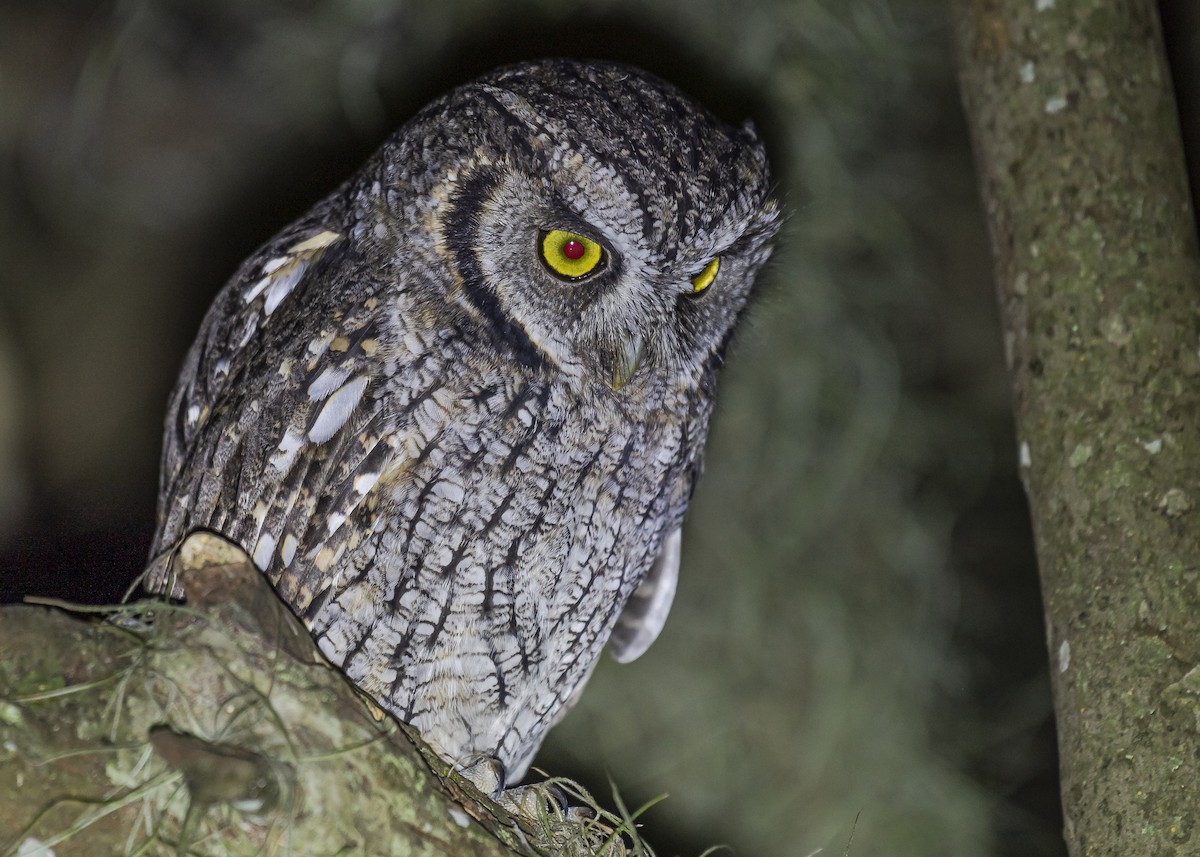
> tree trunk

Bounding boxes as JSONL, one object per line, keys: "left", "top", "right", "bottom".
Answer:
{"left": 0, "top": 533, "right": 627, "bottom": 857}
{"left": 949, "top": 1, "right": 1200, "bottom": 854}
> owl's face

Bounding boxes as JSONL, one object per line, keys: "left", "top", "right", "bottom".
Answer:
{"left": 381, "top": 60, "right": 779, "bottom": 399}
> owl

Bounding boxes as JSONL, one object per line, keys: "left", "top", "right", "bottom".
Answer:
{"left": 150, "top": 59, "right": 779, "bottom": 787}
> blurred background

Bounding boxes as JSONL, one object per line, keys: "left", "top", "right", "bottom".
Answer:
{"left": 9, "top": 0, "right": 1195, "bottom": 854}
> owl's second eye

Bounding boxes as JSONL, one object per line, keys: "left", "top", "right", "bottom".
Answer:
{"left": 540, "top": 230, "right": 606, "bottom": 280}
{"left": 690, "top": 257, "right": 720, "bottom": 295}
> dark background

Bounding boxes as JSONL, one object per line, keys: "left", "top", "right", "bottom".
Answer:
{"left": 3, "top": 1, "right": 1198, "bottom": 854}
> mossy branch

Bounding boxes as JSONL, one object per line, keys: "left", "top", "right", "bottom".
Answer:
{"left": 950, "top": 1, "right": 1200, "bottom": 854}
{"left": 0, "top": 533, "right": 633, "bottom": 857}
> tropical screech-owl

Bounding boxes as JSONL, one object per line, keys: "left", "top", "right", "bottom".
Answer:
{"left": 150, "top": 58, "right": 779, "bottom": 785}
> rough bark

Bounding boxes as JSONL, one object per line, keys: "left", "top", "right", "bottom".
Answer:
{"left": 0, "top": 533, "right": 629, "bottom": 857}
{"left": 949, "top": 1, "right": 1200, "bottom": 854}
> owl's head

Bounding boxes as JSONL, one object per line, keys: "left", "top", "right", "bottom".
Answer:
{"left": 382, "top": 59, "right": 780, "bottom": 398}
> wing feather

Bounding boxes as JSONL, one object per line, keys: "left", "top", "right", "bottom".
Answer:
{"left": 150, "top": 218, "right": 408, "bottom": 608}
{"left": 608, "top": 527, "right": 681, "bottom": 663}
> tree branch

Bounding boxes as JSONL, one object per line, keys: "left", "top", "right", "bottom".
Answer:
{"left": 0, "top": 533, "right": 630, "bottom": 856}
{"left": 949, "top": 1, "right": 1200, "bottom": 853}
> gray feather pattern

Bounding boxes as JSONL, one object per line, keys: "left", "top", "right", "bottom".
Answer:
{"left": 150, "top": 59, "right": 779, "bottom": 783}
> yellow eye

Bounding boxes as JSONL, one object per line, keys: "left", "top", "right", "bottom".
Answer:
{"left": 541, "top": 230, "right": 605, "bottom": 280}
{"left": 690, "top": 257, "right": 720, "bottom": 294}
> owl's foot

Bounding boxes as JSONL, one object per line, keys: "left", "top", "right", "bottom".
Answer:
{"left": 455, "top": 756, "right": 595, "bottom": 823}
{"left": 499, "top": 782, "right": 598, "bottom": 825}
{"left": 456, "top": 754, "right": 506, "bottom": 798}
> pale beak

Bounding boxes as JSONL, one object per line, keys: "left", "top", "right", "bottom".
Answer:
{"left": 608, "top": 333, "right": 645, "bottom": 391}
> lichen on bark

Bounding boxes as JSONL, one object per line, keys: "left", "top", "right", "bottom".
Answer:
{"left": 950, "top": 0, "right": 1200, "bottom": 854}
{"left": 0, "top": 533, "right": 633, "bottom": 857}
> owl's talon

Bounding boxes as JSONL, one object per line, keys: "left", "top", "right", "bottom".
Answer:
{"left": 565, "top": 802, "right": 597, "bottom": 822}
{"left": 542, "top": 781, "right": 569, "bottom": 813}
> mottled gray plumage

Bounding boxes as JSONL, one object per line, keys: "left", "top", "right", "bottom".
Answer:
{"left": 150, "top": 59, "right": 779, "bottom": 784}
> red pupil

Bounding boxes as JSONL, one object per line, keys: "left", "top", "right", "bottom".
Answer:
{"left": 562, "top": 239, "right": 586, "bottom": 260}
